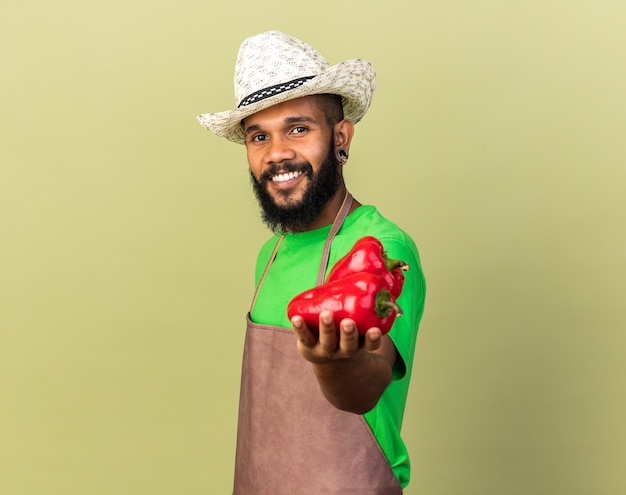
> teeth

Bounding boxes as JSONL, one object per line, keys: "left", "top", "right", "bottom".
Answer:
{"left": 272, "top": 170, "right": 303, "bottom": 182}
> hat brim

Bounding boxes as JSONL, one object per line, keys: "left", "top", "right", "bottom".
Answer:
{"left": 197, "top": 58, "right": 375, "bottom": 144}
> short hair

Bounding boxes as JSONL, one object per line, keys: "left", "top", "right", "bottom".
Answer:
{"left": 313, "top": 94, "right": 345, "bottom": 127}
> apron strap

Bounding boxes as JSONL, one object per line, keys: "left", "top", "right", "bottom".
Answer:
{"left": 316, "top": 192, "right": 353, "bottom": 286}
{"left": 249, "top": 234, "right": 284, "bottom": 314}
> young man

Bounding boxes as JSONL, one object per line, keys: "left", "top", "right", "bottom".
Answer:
{"left": 198, "top": 31, "right": 426, "bottom": 494}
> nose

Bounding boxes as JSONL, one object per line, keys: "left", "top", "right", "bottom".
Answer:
{"left": 265, "top": 135, "right": 296, "bottom": 164}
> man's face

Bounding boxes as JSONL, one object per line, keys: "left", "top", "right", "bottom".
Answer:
{"left": 243, "top": 96, "right": 342, "bottom": 232}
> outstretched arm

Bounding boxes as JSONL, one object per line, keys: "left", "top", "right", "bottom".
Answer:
{"left": 290, "top": 310, "right": 397, "bottom": 415}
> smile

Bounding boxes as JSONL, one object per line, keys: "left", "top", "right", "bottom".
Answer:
{"left": 271, "top": 170, "right": 304, "bottom": 183}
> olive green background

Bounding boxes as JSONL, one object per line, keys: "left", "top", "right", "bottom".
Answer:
{"left": 2, "top": 1, "right": 625, "bottom": 494}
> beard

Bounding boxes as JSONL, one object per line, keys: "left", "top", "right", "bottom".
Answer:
{"left": 250, "top": 141, "right": 342, "bottom": 233}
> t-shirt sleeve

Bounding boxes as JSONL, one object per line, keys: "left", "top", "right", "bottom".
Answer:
{"left": 378, "top": 234, "right": 426, "bottom": 381}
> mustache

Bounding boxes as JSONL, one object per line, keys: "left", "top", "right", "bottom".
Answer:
{"left": 259, "top": 162, "right": 313, "bottom": 183}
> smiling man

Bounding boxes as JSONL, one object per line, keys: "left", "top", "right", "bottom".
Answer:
{"left": 245, "top": 95, "right": 352, "bottom": 232}
{"left": 197, "top": 31, "right": 426, "bottom": 494}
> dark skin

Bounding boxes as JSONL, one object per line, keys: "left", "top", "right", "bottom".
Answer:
{"left": 243, "top": 95, "right": 396, "bottom": 414}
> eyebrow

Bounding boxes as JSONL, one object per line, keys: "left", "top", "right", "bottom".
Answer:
{"left": 244, "top": 115, "right": 319, "bottom": 135}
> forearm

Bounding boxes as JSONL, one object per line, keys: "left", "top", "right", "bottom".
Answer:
{"left": 313, "top": 350, "right": 393, "bottom": 414}
{"left": 291, "top": 311, "right": 398, "bottom": 414}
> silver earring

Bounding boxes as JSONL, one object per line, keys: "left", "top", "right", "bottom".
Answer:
{"left": 337, "top": 148, "right": 349, "bottom": 163}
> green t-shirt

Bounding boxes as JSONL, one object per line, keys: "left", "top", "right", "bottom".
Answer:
{"left": 250, "top": 205, "right": 426, "bottom": 489}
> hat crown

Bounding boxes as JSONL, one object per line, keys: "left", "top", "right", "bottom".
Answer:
{"left": 233, "top": 31, "right": 331, "bottom": 107}
{"left": 197, "top": 30, "right": 375, "bottom": 144}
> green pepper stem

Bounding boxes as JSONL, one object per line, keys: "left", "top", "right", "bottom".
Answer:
{"left": 375, "top": 289, "right": 403, "bottom": 318}
{"left": 383, "top": 252, "right": 409, "bottom": 272}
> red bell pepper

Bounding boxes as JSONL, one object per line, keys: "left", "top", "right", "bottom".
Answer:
{"left": 287, "top": 271, "right": 402, "bottom": 335}
{"left": 326, "top": 236, "right": 409, "bottom": 298}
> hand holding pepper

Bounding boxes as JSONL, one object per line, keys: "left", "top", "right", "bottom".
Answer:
{"left": 286, "top": 235, "right": 409, "bottom": 413}
{"left": 291, "top": 309, "right": 389, "bottom": 361}
{"left": 290, "top": 308, "right": 397, "bottom": 413}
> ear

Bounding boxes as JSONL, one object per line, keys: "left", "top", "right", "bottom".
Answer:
{"left": 333, "top": 119, "right": 355, "bottom": 152}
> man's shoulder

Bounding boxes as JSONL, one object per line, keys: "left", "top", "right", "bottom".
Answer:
{"left": 254, "top": 234, "right": 282, "bottom": 267}
{"left": 328, "top": 205, "right": 421, "bottom": 272}
{"left": 346, "top": 205, "right": 417, "bottom": 249}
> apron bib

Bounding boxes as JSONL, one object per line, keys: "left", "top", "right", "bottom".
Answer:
{"left": 233, "top": 193, "right": 403, "bottom": 495}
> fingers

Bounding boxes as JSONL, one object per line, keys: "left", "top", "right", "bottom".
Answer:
{"left": 291, "top": 311, "right": 384, "bottom": 363}
{"left": 337, "top": 318, "right": 358, "bottom": 354}
{"left": 362, "top": 327, "right": 383, "bottom": 352}
{"left": 318, "top": 311, "right": 339, "bottom": 353}
{"left": 337, "top": 318, "right": 383, "bottom": 354}
{"left": 291, "top": 315, "right": 315, "bottom": 348}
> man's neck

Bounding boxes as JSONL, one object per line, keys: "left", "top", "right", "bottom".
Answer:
{"left": 286, "top": 186, "right": 361, "bottom": 233}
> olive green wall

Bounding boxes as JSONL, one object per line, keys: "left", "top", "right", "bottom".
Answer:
{"left": 2, "top": 1, "right": 625, "bottom": 493}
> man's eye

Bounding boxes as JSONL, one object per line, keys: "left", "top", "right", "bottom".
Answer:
{"left": 251, "top": 134, "right": 267, "bottom": 142}
{"left": 291, "top": 126, "right": 307, "bottom": 134}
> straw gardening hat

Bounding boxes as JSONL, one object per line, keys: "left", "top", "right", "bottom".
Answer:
{"left": 197, "top": 31, "right": 376, "bottom": 144}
